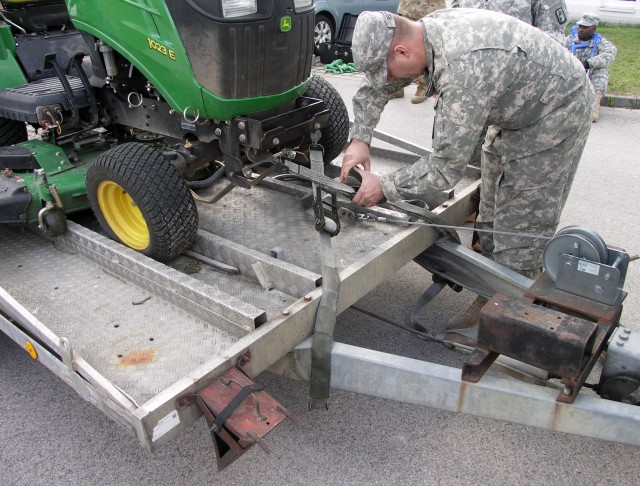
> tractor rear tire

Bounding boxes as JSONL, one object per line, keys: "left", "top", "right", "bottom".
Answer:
{"left": 304, "top": 75, "right": 349, "bottom": 164}
{"left": 0, "top": 117, "right": 28, "bottom": 146}
{"left": 86, "top": 142, "right": 198, "bottom": 262}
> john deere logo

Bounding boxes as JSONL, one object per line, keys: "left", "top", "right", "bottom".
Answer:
{"left": 280, "top": 16, "right": 292, "bottom": 32}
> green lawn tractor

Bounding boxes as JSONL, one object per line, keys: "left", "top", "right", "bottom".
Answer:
{"left": 0, "top": 0, "right": 349, "bottom": 261}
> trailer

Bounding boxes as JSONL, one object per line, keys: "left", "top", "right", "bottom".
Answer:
{"left": 2, "top": 135, "right": 639, "bottom": 470}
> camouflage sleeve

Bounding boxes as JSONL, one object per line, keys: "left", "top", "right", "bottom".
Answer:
{"left": 398, "top": 0, "right": 446, "bottom": 18}
{"left": 451, "top": 0, "right": 477, "bottom": 8}
{"left": 532, "top": 0, "right": 569, "bottom": 44}
{"left": 587, "top": 37, "right": 617, "bottom": 70}
{"left": 589, "top": 68, "right": 610, "bottom": 94}
{"left": 587, "top": 38, "right": 617, "bottom": 93}
{"left": 379, "top": 74, "right": 490, "bottom": 202}
{"left": 350, "top": 76, "right": 412, "bottom": 145}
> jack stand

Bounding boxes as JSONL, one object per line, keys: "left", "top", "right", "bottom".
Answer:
{"left": 177, "top": 360, "right": 297, "bottom": 470}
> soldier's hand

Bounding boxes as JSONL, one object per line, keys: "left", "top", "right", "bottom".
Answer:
{"left": 351, "top": 168, "right": 384, "bottom": 207}
{"left": 339, "top": 139, "right": 371, "bottom": 183}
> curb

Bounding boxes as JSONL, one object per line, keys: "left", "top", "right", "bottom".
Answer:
{"left": 603, "top": 94, "right": 640, "bottom": 109}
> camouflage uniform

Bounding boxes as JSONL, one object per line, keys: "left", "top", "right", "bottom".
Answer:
{"left": 564, "top": 28, "right": 617, "bottom": 94}
{"left": 452, "top": 1, "right": 568, "bottom": 171}
{"left": 350, "top": 10, "right": 593, "bottom": 276}
{"left": 398, "top": 0, "right": 446, "bottom": 19}
{"left": 451, "top": 0, "right": 569, "bottom": 44}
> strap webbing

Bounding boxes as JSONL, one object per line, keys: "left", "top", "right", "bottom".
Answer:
{"left": 209, "top": 383, "right": 264, "bottom": 433}
{"left": 309, "top": 146, "right": 340, "bottom": 409}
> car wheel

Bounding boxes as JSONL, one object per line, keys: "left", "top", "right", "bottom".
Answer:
{"left": 314, "top": 14, "right": 334, "bottom": 55}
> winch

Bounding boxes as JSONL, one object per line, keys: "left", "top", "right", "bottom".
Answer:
{"left": 459, "top": 226, "right": 635, "bottom": 404}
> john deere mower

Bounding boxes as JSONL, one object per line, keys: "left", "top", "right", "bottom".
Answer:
{"left": 0, "top": 0, "right": 349, "bottom": 261}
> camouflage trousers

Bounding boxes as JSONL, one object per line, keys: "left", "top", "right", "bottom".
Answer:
{"left": 475, "top": 114, "right": 592, "bottom": 278}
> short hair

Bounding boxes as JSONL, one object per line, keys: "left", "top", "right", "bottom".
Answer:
{"left": 392, "top": 14, "right": 413, "bottom": 46}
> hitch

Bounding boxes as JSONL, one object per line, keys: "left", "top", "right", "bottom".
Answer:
{"left": 177, "top": 354, "right": 297, "bottom": 471}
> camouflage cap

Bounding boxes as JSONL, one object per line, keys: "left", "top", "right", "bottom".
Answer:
{"left": 352, "top": 11, "right": 396, "bottom": 90}
{"left": 577, "top": 12, "right": 600, "bottom": 27}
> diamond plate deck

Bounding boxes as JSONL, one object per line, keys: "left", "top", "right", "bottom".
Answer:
{"left": 192, "top": 155, "right": 469, "bottom": 275}
{"left": 0, "top": 226, "right": 239, "bottom": 405}
{"left": 1, "top": 148, "right": 480, "bottom": 448}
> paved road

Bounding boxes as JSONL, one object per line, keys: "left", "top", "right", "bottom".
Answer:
{"left": 2, "top": 70, "right": 639, "bottom": 485}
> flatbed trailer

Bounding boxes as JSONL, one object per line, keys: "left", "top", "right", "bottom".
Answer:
{"left": 2, "top": 141, "right": 639, "bottom": 468}
{"left": 0, "top": 145, "right": 477, "bottom": 452}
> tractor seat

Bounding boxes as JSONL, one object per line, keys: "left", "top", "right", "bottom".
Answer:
{"left": 0, "top": 76, "right": 89, "bottom": 124}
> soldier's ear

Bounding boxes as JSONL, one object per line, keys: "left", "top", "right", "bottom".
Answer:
{"left": 392, "top": 44, "right": 411, "bottom": 58}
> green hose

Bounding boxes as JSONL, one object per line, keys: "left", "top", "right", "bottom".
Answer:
{"left": 324, "top": 59, "right": 358, "bottom": 74}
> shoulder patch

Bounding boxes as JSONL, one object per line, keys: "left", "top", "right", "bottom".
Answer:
{"left": 555, "top": 7, "right": 567, "bottom": 25}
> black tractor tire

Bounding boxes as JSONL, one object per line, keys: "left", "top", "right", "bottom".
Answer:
{"left": 314, "top": 14, "right": 334, "bottom": 55}
{"left": 304, "top": 75, "right": 349, "bottom": 164}
{"left": 0, "top": 117, "right": 28, "bottom": 146}
{"left": 86, "top": 142, "right": 198, "bottom": 262}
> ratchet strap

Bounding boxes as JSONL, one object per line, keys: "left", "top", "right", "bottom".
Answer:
{"left": 284, "top": 148, "right": 460, "bottom": 408}
{"left": 308, "top": 145, "right": 340, "bottom": 410}
{"left": 280, "top": 160, "right": 459, "bottom": 242}
{"left": 383, "top": 199, "right": 460, "bottom": 243}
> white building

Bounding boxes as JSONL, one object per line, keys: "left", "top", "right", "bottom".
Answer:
{"left": 565, "top": 0, "right": 640, "bottom": 24}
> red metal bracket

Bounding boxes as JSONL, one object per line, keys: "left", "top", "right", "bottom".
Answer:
{"left": 177, "top": 360, "right": 297, "bottom": 470}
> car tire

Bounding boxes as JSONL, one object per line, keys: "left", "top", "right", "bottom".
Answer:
{"left": 314, "top": 14, "right": 334, "bottom": 55}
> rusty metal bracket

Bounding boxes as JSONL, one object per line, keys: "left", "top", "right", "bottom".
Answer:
{"left": 461, "top": 347, "right": 499, "bottom": 383}
{"left": 177, "top": 366, "right": 297, "bottom": 471}
{"left": 461, "top": 272, "right": 622, "bottom": 403}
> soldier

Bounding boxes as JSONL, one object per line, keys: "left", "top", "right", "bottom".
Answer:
{"left": 451, "top": 0, "right": 570, "bottom": 178}
{"left": 451, "top": 0, "right": 569, "bottom": 44}
{"left": 339, "top": 10, "right": 593, "bottom": 327}
{"left": 565, "top": 13, "right": 617, "bottom": 122}
{"left": 396, "top": 0, "right": 446, "bottom": 103}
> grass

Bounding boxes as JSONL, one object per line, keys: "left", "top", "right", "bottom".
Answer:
{"left": 566, "top": 23, "right": 640, "bottom": 96}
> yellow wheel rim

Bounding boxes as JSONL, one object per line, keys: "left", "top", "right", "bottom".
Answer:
{"left": 96, "top": 180, "right": 150, "bottom": 250}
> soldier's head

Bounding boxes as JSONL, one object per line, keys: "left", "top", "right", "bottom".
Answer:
{"left": 352, "top": 11, "right": 427, "bottom": 89}
{"left": 576, "top": 12, "right": 599, "bottom": 41}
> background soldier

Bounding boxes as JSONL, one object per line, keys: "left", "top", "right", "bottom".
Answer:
{"left": 340, "top": 10, "right": 593, "bottom": 327}
{"left": 451, "top": 0, "right": 569, "bottom": 44}
{"left": 565, "top": 13, "right": 617, "bottom": 122}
